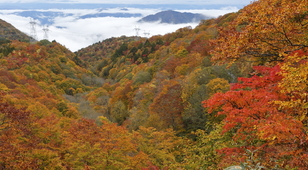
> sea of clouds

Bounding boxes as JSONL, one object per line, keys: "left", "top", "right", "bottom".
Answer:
{"left": 0, "top": 6, "right": 239, "bottom": 52}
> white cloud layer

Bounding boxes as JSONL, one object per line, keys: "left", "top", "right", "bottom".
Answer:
{"left": 0, "top": 7, "right": 239, "bottom": 52}
{"left": 0, "top": 0, "right": 252, "bottom": 5}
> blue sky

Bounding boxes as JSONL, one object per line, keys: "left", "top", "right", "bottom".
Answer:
{"left": 0, "top": 0, "right": 253, "bottom": 5}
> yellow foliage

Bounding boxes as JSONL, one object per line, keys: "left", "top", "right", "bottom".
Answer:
{"left": 0, "top": 83, "right": 9, "bottom": 91}
{"left": 181, "top": 123, "right": 231, "bottom": 169}
{"left": 26, "top": 102, "right": 52, "bottom": 118}
{"left": 133, "top": 126, "right": 184, "bottom": 169}
{"left": 175, "top": 46, "right": 189, "bottom": 58}
{"left": 211, "top": 0, "right": 308, "bottom": 65}
{"left": 274, "top": 52, "right": 308, "bottom": 121}
{"left": 206, "top": 78, "right": 230, "bottom": 96}
{"left": 175, "top": 64, "right": 189, "bottom": 75}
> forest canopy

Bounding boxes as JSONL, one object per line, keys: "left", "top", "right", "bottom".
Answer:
{"left": 1, "top": 0, "right": 307, "bottom": 169}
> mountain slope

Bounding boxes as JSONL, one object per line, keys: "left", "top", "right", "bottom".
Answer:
{"left": 75, "top": 12, "right": 245, "bottom": 132}
{"left": 1, "top": 0, "right": 308, "bottom": 169}
{"left": 0, "top": 18, "right": 30, "bottom": 42}
{"left": 75, "top": 36, "right": 137, "bottom": 68}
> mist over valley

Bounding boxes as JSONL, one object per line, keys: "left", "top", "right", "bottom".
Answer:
{"left": 0, "top": 4, "right": 239, "bottom": 51}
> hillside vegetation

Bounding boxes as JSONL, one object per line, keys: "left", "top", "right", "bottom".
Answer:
{"left": 0, "top": 19, "right": 29, "bottom": 42}
{"left": 0, "top": 0, "right": 308, "bottom": 169}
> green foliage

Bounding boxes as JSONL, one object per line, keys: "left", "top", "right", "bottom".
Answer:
{"left": 195, "top": 67, "right": 217, "bottom": 85}
{"left": 57, "top": 101, "right": 69, "bottom": 113}
{"left": 80, "top": 74, "right": 104, "bottom": 87}
{"left": 182, "top": 84, "right": 208, "bottom": 132}
{"left": 133, "top": 71, "right": 152, "bottom": 86}
{"left": 181, "top": 123, "right": 233, "bottom": 169}
{"left": 0, "top": 38, "right": 11, "bottom": 45}
{"left": 55, "top": 78, "right": 90, "bottom": 95}
{"left": 38, "top": 39, "right": 52, "bottom": 46}
{"left": 111, "top": 43, "right": 128, "bottom": 61}
{"left": 0, "top": 43, "right": 14, "bottom": 56}
{"left": 202, "top": 56, "right": 212, "bottom": 67}
{"left": 110, "top": 100, "right": 129, "bottom": 125}
{"left": 96, "top": 59, "right": 108, "bottom": 72}
{"left": 175, "top": 46, "right": 189, "bottom": 58}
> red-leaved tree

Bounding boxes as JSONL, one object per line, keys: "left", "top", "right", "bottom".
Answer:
{"left": 202, "top": 62, "right": 308, "bottom": 169}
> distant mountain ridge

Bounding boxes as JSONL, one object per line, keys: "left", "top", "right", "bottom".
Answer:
{"left": 8, "top": 11, "right": 143, "bottom": 25}
{"left": 138, "top": 10, "right": 211, "bottom": 24}
{"left": 79, "top": 13, "right": 142, "bottom": 20}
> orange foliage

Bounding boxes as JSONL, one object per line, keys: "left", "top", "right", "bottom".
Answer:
{"left": 211, "top": 0, "right": 308, "bottom": 65}
{"left": 148, "top": 80, "right": 184, "bottom": 130}
{"left": 203, "top": 63, "right": 308, "bottom": 169}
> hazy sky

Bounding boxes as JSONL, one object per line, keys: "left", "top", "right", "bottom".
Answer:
{"left": 0, "top": 0, "right": 253, "bottom": 5}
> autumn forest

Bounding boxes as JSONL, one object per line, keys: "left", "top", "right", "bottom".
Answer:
{"left": 0, "top": 0, "right": 307, "bottom": 169}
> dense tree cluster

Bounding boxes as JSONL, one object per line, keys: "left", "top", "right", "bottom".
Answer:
{"left": 1, "top": 0, "right": 307, "bottom": 169}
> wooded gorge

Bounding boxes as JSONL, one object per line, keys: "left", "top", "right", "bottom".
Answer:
{"left": 0, "top": 0, "right": 307, "bottom": 169}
